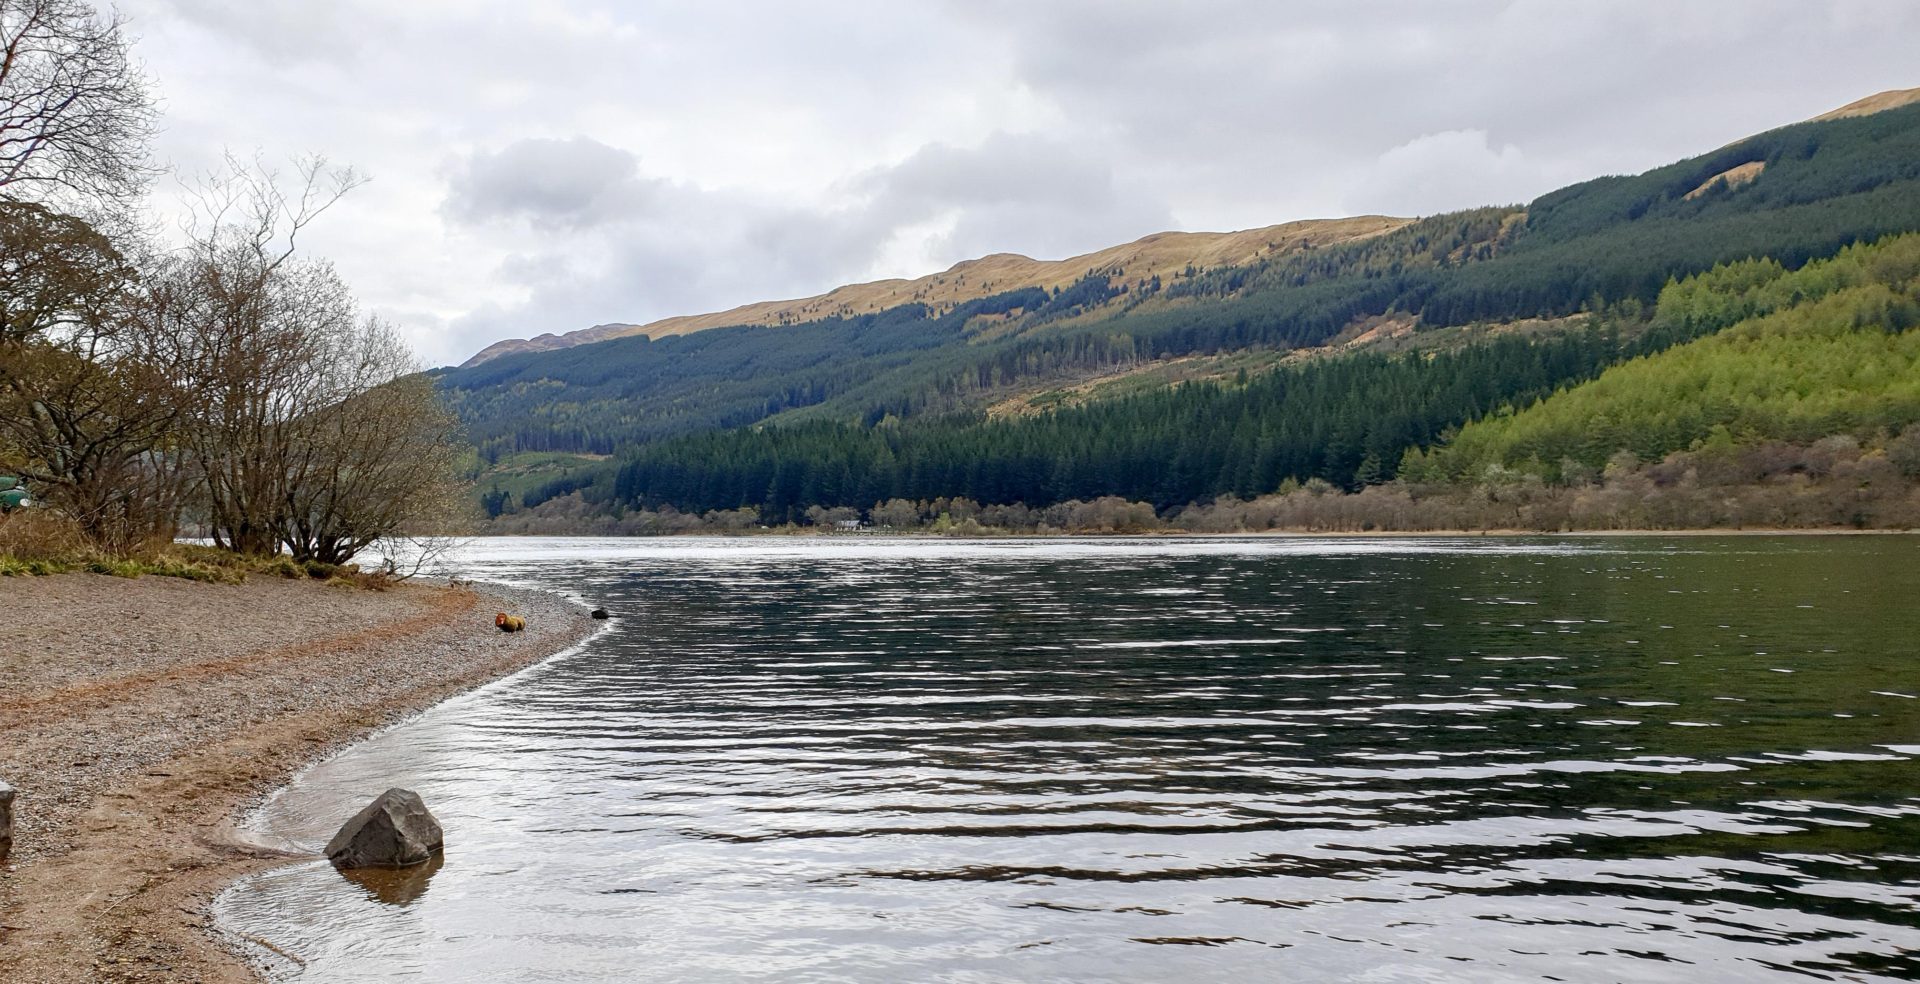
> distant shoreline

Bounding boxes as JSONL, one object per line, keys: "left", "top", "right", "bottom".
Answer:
{"left": 0, "top": 575, "right": 599, "bottom": 983}
{"left": 1225, "top": 527, "right": 1913, "bottom": 537}
{"left": 466, "top": 526, "right": 1917, "bottom": 539}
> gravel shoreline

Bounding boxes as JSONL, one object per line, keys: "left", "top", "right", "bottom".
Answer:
{"left": 0, "top": 573, "right": 598, "bottom": 983}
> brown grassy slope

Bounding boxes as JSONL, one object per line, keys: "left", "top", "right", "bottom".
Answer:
{"left": 1683, "top": 160, "right": 1766, "bottom": 200}
{"left": 1809, "top": 86, "right": 1920, "bottom": 121}
{"left": 461, "top": 215, "right": 1411, "bottom": 365}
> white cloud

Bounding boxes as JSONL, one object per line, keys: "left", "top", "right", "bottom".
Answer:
{"left": 1356, "top": 129, "right": 1574, "bottom": 216}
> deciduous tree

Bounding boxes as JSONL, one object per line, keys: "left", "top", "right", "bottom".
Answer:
{"left": 0, "top": 0, "right": 156, "bottom": 207}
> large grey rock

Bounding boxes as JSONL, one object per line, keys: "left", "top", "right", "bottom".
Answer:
{"left": 0, "top": 779, "right": 13, "bottom": 861}
{"left": 325, "top": 788, "right": 444, "bottom": 869}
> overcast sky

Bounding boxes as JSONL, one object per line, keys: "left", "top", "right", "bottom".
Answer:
{"left": 126, "top": 0, "right": 1918, "bottom": 366}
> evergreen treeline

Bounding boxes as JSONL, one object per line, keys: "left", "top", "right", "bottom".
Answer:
{"left": 441, "top": 299, "right": 969, "bottom": 458}
{"left": 584, "top": 329, "right": 1623, "bottom": 521}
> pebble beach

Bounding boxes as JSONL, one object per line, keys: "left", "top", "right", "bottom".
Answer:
{"left": 0, "top": 572, "right": 597, "bottom": 982}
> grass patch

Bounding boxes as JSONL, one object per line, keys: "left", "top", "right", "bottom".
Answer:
{"left": 0, "top": 537, "right": 392, "bottom": 587}
{"left": 0, "top": 555, "right": 70, "bottom": 576}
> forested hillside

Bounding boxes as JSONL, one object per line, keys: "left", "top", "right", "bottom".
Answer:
{"left": 594, "top": 329, "right": 1624, "bottom": 519}
{"left": 449, "top": 95, "right": 1920, "bottom": 531}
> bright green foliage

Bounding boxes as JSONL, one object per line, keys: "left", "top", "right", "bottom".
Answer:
{"left": 464, "top": 449, "right": 606, "bottom": 515}
{"left": 1417, "top": 235, "right": 1920, "bottom": 481}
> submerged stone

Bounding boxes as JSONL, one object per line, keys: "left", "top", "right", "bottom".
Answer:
{"left": 325, "top": 788, "right": 444, "bottom": 869}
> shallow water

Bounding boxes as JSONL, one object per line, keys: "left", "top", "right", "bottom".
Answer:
{"left": 215, "top": 535, "right": 1920, "bottom": 982}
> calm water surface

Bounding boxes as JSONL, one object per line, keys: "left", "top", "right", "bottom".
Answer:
{"left": 215, "top": 535, "right": 1920, "bottom": 982}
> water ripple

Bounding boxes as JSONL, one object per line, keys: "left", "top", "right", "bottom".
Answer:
{"left": 216, "top": 535, "right": 1920, "bottom": 982}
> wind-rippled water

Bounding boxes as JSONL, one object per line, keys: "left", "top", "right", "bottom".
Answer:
{"left": 215, "top": 535, "right": 1920, "bottom": 982}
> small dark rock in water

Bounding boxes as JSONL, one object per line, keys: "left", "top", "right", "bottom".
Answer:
{"left": 325, "top": 788, "right": 444, "bottom": 869}
{"left": 0, "top": 779, "right": 14, "bottom": 861}
{"left": 591, "top": 608, "right": 610, "bottom": 620}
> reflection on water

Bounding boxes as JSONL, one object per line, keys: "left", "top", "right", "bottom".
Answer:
{"left": 216, "top": 536, "right": 1920, "bottom": 982}
{"left": 336, "top": 851, "right": 444, "bottom": 907}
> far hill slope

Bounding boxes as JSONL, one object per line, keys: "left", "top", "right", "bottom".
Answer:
{"left": 460, "top": 216, "right": 1410, "bottom": 366}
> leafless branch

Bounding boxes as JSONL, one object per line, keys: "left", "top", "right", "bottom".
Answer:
{"left": 0, "top": 0, "right": 156, "bottom": 209}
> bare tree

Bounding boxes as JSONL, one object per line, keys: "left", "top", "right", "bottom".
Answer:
{"left": 167, "top": 253, "right": 351, "bottom": 555}
{"left": 160, "top": 156, "right": 465, "bottom": 563}
{"left": 0, "top": 147, "right": 462, "bottom": 561}
{"left": 0, "top": 0, "right": 164, "bottom": 552}
{"left": 149, "top": 156, "right": 363, "bottom": 554}
{"left": 0, "top": 0, "right": 156, "bottom": 207}
{"left": 275, "top": 323, "right": 466, "bottom": 565}
{"left": 370, "top": 527, "right": 467, "bottom": 580}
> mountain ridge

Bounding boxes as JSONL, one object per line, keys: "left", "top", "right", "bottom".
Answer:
{"left": 1810, "top": 85, "right": 1920, "bottom": 121}
{"left": 458, "top": 87, "right": 1920, "bottom": 370}
{"left": 459, "top": 215, "right": 1411, "bottom": 366}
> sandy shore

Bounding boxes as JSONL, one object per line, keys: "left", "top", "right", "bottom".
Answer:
{"left": 0, "top": 573, "right": 598, "bottom": 983}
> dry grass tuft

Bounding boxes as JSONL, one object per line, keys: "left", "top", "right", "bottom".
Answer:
{"left": 0, "top": 509, "right": 89, "bottom": 561}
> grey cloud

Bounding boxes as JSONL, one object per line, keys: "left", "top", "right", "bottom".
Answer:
{"left": 147, "top": 0, "right": 380, "bottom": 64}
{"left": 947, "top": 0, "right": 1920, "bottom": 221}
{"left": 443, "top": 137, "right": 659, "bottom": 231}
{"left": 871, "top": 133, "right": 1129, "bottom": 211}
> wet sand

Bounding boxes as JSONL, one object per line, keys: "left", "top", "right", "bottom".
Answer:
{"left": 0, "top": 573, "right": 597, "bottom": 982}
